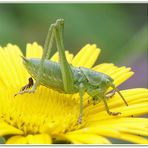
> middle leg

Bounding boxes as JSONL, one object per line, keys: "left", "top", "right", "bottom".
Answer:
{"left": 102, "top": 96, "right": 121, "bottom": 116}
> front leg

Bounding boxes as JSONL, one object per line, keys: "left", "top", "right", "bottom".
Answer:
{"left": 106, "top": 90, "right": 115, "bottom": 99}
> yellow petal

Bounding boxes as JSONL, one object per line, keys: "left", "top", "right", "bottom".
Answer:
{"left": 26, "top": 42, "right": 43, "bottom": 58}
{"left": 115, "top": 132, "right": 148, "bottom": 144}
{"left": 122, "top": 88, "right": 148, "bottom": 95}
{"left": 87, "top": 117, "right": 148, "bottom": 142}
{"left": 79, "top": 127, "right": 148, "bottom": 144}
{"left": 86, "top": 102, "right": 148, "bottom": 123}
{"left": 93, "top": 63, "right": 115, "bottom": 72}
{"left": 85, "top": 88, "right": 148, "bottom": 120}
{"left": 50, "top": 51, "right": 74, "bottom": 63}
{"left": 68, "top": 127, "right": 120, "bottom": 137}
{"left": 112, "top": 72, "right": 134, "bottom": 89}
{"left": 0, "top": 43, "right": 147, "bottom": 145}
{"left": 72, "top": 44, "right": 100, "bottom": 68}
{"left": 26, "top": 42, "right": 74, "bottom": 63}
{"left": 0, "top": 121, "right": 23, "bottom": 136}
{"left": 0, "top": 44, "right": 28, "bottom": 88}
{"left": 117, "top": 103, "right": 148, "bottom": 117}
{"left": 119, "top": 127, "right": 148, "bottom": 136}
{"left": 72, "top": 118, "right": 148, "bottom": 144}
{"left": 75, "top": 118, "right": 148, "bottom": 139}
{"left": 107, "top": 88, "right": 148, "bottom": 107}
{"left": 65, "top": 133, "right": 111, "bottom": 144}
{"left": 27, "top": 134, "right": 52, "bottom": 144}
{"left": 6, "top": 135, "right": 27, "bottom": 144}
{"left": 89, "top": 118, "right": 148, "bottom": 128}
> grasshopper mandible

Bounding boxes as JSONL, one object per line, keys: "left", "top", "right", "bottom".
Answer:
{"left": 15, "top": 19, "right": 128, "bottom": 123}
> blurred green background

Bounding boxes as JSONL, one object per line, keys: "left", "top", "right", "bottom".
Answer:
{"left": 0, "top": 3, "right": 147, "bottom": 89}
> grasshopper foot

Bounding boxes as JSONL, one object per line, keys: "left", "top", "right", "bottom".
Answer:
{"left": 14, "top": 89, "right": 35, "bottom": 97}
{"left": 77, "top": 115, "right": 82, "bottom": 124}
{"left": 14, "top": 77, "right": 34, "bottom": 97}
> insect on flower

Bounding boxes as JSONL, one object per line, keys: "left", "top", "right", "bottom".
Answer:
{"left": 15, "top": 19, "right": 128, "bottom": 123}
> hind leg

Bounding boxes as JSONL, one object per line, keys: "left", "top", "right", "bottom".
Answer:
{"left": 15, "top": 20, "right": 56, "bottom": 96}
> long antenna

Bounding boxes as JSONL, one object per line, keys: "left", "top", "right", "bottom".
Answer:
{"left": 111, "top": 83, "right": 128, "bottom": 106}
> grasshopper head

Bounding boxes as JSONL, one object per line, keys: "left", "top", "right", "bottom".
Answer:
{"left": 99, "top": 75, "right": 114, "bottom": 90}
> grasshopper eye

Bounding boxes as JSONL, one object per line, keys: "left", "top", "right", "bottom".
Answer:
{"left": 105, "top": 79, "right": 111, "bottom": 85}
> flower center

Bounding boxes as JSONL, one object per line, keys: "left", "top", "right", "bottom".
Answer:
{"left": 0, "top": 86, "right": 86, "bottom": 135}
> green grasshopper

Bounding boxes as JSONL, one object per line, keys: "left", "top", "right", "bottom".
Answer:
{"left": 15, "top": 19, "right": 128, "bottom": 123}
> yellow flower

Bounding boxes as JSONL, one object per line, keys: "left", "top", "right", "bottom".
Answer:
{"left": 0, "top": 43, "right": 147, "bottom": 144}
